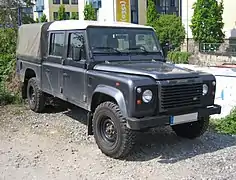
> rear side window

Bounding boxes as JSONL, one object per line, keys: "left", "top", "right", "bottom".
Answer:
{"left": 49, "top": 33, "right": 64, "bottom": 57}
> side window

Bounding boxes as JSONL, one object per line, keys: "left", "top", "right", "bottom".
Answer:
{"left": 67, "top": 32, "right": 86, "bottom": 60}
{"left": 49, "top": 33, "right": 64, "bottom": 56}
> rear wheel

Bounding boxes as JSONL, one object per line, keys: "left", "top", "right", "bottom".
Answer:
{"left": 171, "top": 116, "right": 210, "bottom": 139}
{"left": 27, "top": 77, "right": 45, "bottom": 113}
{"left": 92, "top": 101, "right": 136, "bottom": 159}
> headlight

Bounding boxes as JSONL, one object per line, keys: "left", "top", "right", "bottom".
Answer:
{"left": 202, "top": 84, "right": 208, "bottom": 95}
{"left": 142, "top": 90, "right": 153, "bottom": 103}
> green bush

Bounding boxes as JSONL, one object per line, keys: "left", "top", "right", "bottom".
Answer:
{"left": 210, "top": 108, "right": 236, "bottom": 135}
{"left": 167, "top": 51, "right": 192, "bottom": 64}
{"left": 0, "top": 54, "right": 16, "bottom": 82}
{"left": 0, "top": 82, "right": 22, "bottom": 106}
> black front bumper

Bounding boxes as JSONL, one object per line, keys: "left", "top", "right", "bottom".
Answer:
{"left": 126, "top": 104, "right": 221, "bottom": 130}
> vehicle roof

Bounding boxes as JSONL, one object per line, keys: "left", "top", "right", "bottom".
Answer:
{"left": 48, "top": 20, "right": 153, "bottom": 31}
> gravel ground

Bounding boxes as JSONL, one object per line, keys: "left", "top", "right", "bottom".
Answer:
{"left": 0, "top": 104, "right": 235, "bottom": 180}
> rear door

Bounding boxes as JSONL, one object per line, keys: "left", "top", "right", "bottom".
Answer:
{"left": 42, "top": 31, "right": 65, "bottom": 99}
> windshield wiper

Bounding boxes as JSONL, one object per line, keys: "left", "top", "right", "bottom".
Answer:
{"left": 125, "top": 47, "right": 150, "bottom": 53}
{"left": 92, "top": 46, "right": 121, "bottom": 53}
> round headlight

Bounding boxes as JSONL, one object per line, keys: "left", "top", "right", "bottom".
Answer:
{"left": 202, "top": 84, "right": 208, "bottom": 95}
{"left": 142, "top": 90, "right": 153, "bottom": 103}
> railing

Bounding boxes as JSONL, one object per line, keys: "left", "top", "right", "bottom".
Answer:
{"left": 199, "top": 42, "right": 236, "bottom": 56}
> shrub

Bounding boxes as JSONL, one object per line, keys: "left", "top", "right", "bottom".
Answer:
{"left": 167, "top": 51, "right": 192, "bottom": 64}
{"left": 150, "top": 14, "right": 186, "bottom": 50}
{"left": 210, "top": 108, "right": 236, "bottom": 135}
{"left": 0, "top": 81, "right": 22, "bottom": 106}
{"left": 0, "top": 54, "right": 16, "bottom": 82}
{"left": 84, "top": 3, "right": 97, "bottom": 20}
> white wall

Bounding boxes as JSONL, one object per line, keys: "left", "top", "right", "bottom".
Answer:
{"left": 97, "top": 0, "right": 115, "bottom": 22}
{"left": 78, "top": 0, "right": 85, "bottom": 20}
{"left": 182, "top": 0, "right": 236, "bottom": 39}
{"left": 43, "top": 0, "right": 50, "bottom": 21}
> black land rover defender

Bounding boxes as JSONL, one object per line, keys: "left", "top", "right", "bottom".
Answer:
{"left": 16, "top": 20, "right": 221, "bottom": 159}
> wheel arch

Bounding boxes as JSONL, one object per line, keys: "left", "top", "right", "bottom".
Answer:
{"left": 87, "top": 85, "right": 128, "bottom": 136}
{"left": 90, "top": 85, "right": 128, "bottom": 117}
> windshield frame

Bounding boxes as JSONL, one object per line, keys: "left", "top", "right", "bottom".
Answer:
{"left": 86, "top": 25, "right": 163, "bottom": 56}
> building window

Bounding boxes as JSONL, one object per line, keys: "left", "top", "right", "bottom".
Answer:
{"left": 67, "top": 32, "right": 86, "bottom": 60}
{"left": 53, "top": 0, "right": 60, "bottom": 4}
{"left": 65, "top": 12, "right": 70, "bottom": 19}
{"left": 131, "top": 0, "right": 138, "bottom": 24}
{"left": 53, "top": 12, "right": 58, "bottom": 20}
{"left": 71, "top": 0, "right": 78, "bottom": 4}
{"left": 49, "top": 33, "right": 65, "bottom": 57}
{"left": 161, "top": 0, "right": 169, "bottom": 7}
{"left": 62, "top": 0, "right": 69, "bottom": 4}
{"left": 171, "top": 0, "right": 179, "bottom": 7}
{"left": 155, "top": 0, "right": 160, "bottom": 6}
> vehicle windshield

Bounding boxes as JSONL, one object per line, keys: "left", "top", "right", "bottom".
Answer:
{"left": 87, "top": 26, "right": 162, "bottom": 55}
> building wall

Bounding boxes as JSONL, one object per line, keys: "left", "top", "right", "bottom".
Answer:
{"left": 33, "top": 0, "right": 154, "bottom": 24}
{"left": 95, "top": 0, "right": 147, "bottom": 24}
{"left": 97, "top": 0, "right": 115, "bottom": 22}
{"left": 34, "top": 0, "right": 79, "bottom": 21}
{"left": 138, "top": 0, "right": 147, "bottom": 25}
{"left": 48, "top": 1, "right": 78, "bottom": 21}
{"left": 182, "top": 0, "right": 236, "bottom": 39}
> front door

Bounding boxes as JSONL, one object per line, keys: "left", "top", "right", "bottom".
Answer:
{"left": 62, "top": 31, "right": 87, "bottom": 109}
{"left": 42, "top": 31, "right": 65, "bottom": 99}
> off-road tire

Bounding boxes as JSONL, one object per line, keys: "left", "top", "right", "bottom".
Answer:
{"left": 92, "top": 101, "right": 136, "bottom": 159}
{"left": 27, "top": 77, "right": 45, "bottom": 113}
{"left": 171, "top": 116, "right": 210, "bottom": 139}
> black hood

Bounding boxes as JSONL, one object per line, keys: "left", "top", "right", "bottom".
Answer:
{"left": 93, "top": 60, "right": 199, "bottom": 80}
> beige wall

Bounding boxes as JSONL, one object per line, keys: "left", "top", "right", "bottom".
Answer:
{"left": 48, "top": 3, "right": 78, "bottom": 21}
{"left": 138, "top": 0, "right": 147, "bottom": 25}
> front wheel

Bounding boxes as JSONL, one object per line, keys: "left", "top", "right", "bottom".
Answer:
{"left": 92, "top": 102, "right": 136, "bottom": 159}
{"left": 171, "top": 116, "right": 210, "bottom": 139}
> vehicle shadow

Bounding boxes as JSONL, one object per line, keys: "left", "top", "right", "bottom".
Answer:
{"left": 42, "top": 104, "right": 236, "bottom": 164}
{"left": 126, "top": 127, "right": 236, "bottom": 163}
{"left": 63, "top": 106, "right": 87, "bottom": 125}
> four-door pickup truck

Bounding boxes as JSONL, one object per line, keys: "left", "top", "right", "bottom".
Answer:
{"left": 16, "top": 20, "right": 221, "bottom": 159}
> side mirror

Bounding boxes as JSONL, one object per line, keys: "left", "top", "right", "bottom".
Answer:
{"left": 72, "top": 47, "right": 81, "bottom": 61}
{"left": 162, "top": 45, "right": 169, "bottom": 58}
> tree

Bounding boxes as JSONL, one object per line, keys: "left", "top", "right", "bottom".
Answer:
{"left": 71, "top": 12, "right": 79, "bottom": 20}
{"left": 152, "top": 14, "right": 186, "bottom": 50}
{"left": 0, "top": 0, "right": 35, "bottom": 26}
{"left": 40, "top": 14, "right": 48, "bottom": 22}
{"left": 146, "top": 0, "right": 159, "bottom": 25}
{"left": 190, "top": 0, "right": 225, "bottom": 46}
{"left": 57, "top": 4, "right": 68, "bottom": 20}
{"left": 83, "top": 3, "right": 96, "bottom": 20}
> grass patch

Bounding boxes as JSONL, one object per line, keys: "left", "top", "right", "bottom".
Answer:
{"left": 210, "top": 108, "right": 236, "bottom": 135}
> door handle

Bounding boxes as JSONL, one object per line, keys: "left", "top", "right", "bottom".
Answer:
{"left": 45, "top": 69, "right": 50, "bottom": 73}
{"left": 63, "top": 73, "right": 69, "bottom": 77}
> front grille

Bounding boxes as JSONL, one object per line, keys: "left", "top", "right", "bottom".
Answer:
{"left": 160, "top": 83, "right": 202, "bottom": 110}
